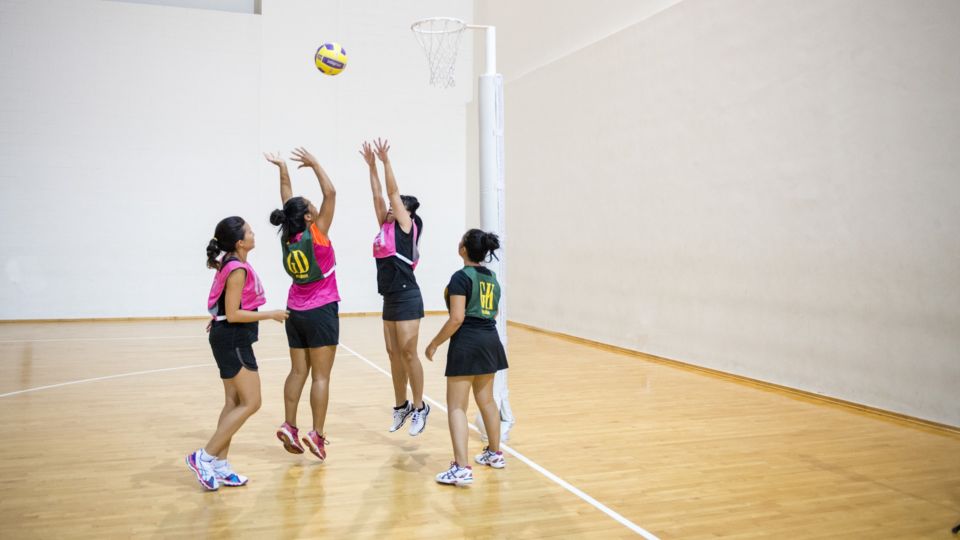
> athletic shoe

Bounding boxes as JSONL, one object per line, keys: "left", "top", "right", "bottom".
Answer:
{"left": 185, "top": 449, "right": 219, "bottom": 491}
{"left": 277, "top": 422, "right": 305, "bottom": 454}
{"left": 302, "top": 430, "right": 328, "bottom": 462}
{"left": 213, "top": 459, "right": 248, "bottom": 487}
{"left": 474, "top": 447, "right": 506, "bottom": 469}
{"left": 435, "top": 462, "right": 473, "bottom": 485}
{"left": 409, "top": 402, "right": 430, "bottom": 436}
{"left": 389, "top": 401, "right": 414, "bottom": 432}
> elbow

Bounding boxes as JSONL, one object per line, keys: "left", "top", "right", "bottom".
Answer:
{"left": 324, "top": 187, "right": 337, "bottom": 198}
{"left": 225, "top": 312, "right": 241, "bottom": 324}
{"left": 450, "top": 315, "right": 465, "bottom": 326}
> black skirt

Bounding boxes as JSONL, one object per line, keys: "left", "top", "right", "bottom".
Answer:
{"left": 445, "top": 325, "right": 508, "bottom": 377}
{"left": 382, "top": 288, "right": 424, "bottom": 321}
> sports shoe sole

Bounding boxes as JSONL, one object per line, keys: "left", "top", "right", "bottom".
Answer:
{"left": 475, "top": 457, "right": 506, "bottom": 469}
{"left": 436, "top": 476, "right": 474, "bottom": 486}
{"left": 277, "top": 428, "right": 305, "bottom": 454}
{"left": 388, "top": 410, "right": 413, "bottom": 432}
{"left": 185, "top": 454, "right": 218, "bottom": 491}
{"left": 302, "top": 437, "right": 326, "bottom": 463}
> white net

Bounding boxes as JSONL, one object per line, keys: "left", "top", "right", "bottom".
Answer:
{"left": 410, "top": 17, "right": 466, "bottom": 88}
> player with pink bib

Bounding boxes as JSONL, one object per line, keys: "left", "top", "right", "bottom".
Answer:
{"left": 265, "top": 148, "right": 340, "bottom": 463}
{"left": 185, "top": 216, "right": 289, "bottom": 491}
{"left": 360, "top": 138, "right": 431, "bottom": 437}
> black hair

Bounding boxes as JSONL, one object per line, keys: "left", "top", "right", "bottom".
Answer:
{"left": 461, "top": 228, "right": 500, "bottom": 263}
{"left": 206, "top": 216, "right": 246, "bottom": 269}
{"left": 400, "top": 194, "right": 423, "bottom": 240}
{"left": 270, "top": 196, "right": 310, "bottom": 242}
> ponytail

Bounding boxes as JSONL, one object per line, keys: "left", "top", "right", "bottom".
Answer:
{"left": 270, "top": 196, "right": 309, "bottom": 242}
{"left": 206, "top": 216, "right": 246, "bottom": 269}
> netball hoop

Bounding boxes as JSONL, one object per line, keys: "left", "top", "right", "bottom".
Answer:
{"left": 411, "top": 17, "right": 514, "bottom": 440}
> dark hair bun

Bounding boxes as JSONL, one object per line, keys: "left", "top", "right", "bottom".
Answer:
{"left": 482, "top": 232, "right": 500, "bottom": 252}
{"left": 269, "top": 208, "right": 286, "bottom": 226}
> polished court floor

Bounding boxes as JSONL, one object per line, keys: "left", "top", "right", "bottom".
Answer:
{"left": 0, "top": 316, "right": 957, "bottom": 538}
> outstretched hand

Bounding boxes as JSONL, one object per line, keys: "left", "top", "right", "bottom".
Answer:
{"left": 359, "top": 141, "right": 376, "bottom": 166}
{"left": 291, "top": 147, "right": 319, "bottom": 170}
{"left": 263, "top": 152, "right": 286, "bottom": 168}
{"left": 373, "top": 138, "right": 390, "bottom": 162}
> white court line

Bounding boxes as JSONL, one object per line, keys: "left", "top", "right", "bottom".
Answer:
{"left": 0, "top": 356, "right": 288, "bottom": 398}
{"left": 337, "top": 342, "right": 659, "bottom": 540}
{"left": 0, "top": 333, "right": 287, "bottom": 344}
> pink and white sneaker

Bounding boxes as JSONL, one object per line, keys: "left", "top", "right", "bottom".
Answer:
{"left": 276, "top": 422, "right": 305, "bottom": 454}
{"left": 435, "top": 462, "right": 473, "bottom": 485}
{"left": 302, "top": 430, "right": 328, "bottom": 462}
{"left": 474, "top": 447, "right": 506, "bottom": 469}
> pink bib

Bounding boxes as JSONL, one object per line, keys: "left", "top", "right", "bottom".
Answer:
{"left": 373, "top": 221, "right": 419, "bottom": 269}
{"left": 207, "top": 259, "right": 266, "bottom": 318}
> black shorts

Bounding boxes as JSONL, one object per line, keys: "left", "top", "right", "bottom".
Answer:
{"left": 285, "top": 302, "right": 339, "bottom": 349}
{"left": 382, "top": 288, "right": 424, "bottom": 321}
{"left": 209, "top": 321, "right": 259, "bottom": 379}
{"left": 445, "top": 326, "right": 509, "bottom": 377}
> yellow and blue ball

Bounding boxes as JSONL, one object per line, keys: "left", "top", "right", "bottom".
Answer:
{"left": 315, "top": 42, "right": 347, "bottom": 76}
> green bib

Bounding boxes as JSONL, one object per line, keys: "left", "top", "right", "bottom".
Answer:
{"left": 462, "top": 266, "right": 500, "bottom": 319}
{"left": 281, "top": 227, "right": 325, "bottom": 284}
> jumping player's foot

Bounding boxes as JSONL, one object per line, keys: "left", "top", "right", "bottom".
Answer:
{"left": 302, "top": 430, "right": 328, "bottom": 462}
{"left": 277, "top": 422, "right": 305, "bottom": 454}
{"left": 185, "top": 449, "right": 219, "bottom": 491}
{"left": 409, "top": 402, "right": 430, "bottom": 436}
{"left": 213, "top": 459, "right": 248, "bottom": 486}
{"left": 474, "top": 447, "right": 506, "bottom": 469}
{"left": 389, "top": 401, "right": 414, "bottom": 432}
{"left": 435, "top": 462, "right": 473, "bottom": 485}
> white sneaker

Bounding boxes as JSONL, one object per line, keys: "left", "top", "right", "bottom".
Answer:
{"left": 389, "top": 401, "right": 414, "bottom": 432}
{"left": 213, "top": 459, "right": 248, "bottom": 487}
{"left": 408, "top": 403, "right": 430, "bottom": 436}
{"left": 185, "top": 449, "right": 219, "bottom": 491}
{"left": 475, "top": 447, "right": 506, "bottom": 469}
{"left": 435, "top": 462, "right": 473, "bottom": 485}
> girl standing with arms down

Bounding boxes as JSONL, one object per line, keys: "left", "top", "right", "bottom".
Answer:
{"left": 360, "top": 138, "right": 431, "bottom": 436}
{"left": 426, "top": 229, "right": 509, "bottom": 485}
{"left": 265, "top": 148, "right": 340, "bottom": 462}
{"left": 187, "top": 217, "right": 288, "bottom": 491}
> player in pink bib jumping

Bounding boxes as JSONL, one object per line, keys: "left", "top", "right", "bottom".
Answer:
{"left": 360, "top": 138, "right": 430, "bottom": 437}
{"left": 265, "top": 148, "right": 340, "bottom": 462}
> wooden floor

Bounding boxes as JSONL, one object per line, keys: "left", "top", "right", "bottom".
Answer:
{"left": 0, "top": 316, "right": 957, "bottom": 539}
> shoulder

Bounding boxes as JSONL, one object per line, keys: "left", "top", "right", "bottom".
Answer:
{"left": 310, "top": 223, "right": 331, "bottom": 247}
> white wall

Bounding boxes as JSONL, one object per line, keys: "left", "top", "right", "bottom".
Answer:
{"left": 0, "top": 0, "right": 472, "bottom": 319}
{"left": 483, "top": 0, "right": 960, "bottom": 426}
{"left": 257, "top": 0, "right": 471, "bottom": 315}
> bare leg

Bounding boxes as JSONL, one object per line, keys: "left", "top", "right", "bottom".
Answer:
{"left": 283, "top": 349, "right": 310, "bottom": 426}
{"left": 307, "top": 345, "right": 336, "bottom": 434}
{"left": 214, "top": 381, "right": 241, "bottom": 459}
{"left": 396, "top": 319, "right": 424, "bottom": 409}
{"left": 472, "top": 374, "right": 500, "bottom": 452}
{"left": 383, "top": 321, "right": 408, "bottom": 406}
{"left": 446, "top": 376, "right": 473, "bottom": 465}
{"left": 205, "top": 368, "right": 262, "bottom": 456}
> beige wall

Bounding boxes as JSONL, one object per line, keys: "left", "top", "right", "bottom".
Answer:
{"left": 473, "top": 0, "right": 960, "bottom": 426}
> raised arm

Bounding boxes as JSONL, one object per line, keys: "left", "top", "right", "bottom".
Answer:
{"left": 360, "top": 141, "right": 388, "bottom": 226}
{"left": 291, "top": 147, "right": 336, "bottom": 235}
{"left": 264, "top": 152, "right": 292, "bottom": 204}
{"left": 373, "top": 138, "right": 412, "bottom": 233}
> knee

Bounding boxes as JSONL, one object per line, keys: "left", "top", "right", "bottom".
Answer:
{"left": 402, "top": 347, "right": 419, "bottom": 364}
{"left": 244, "top": 395, "right": 262, "bottom": 415}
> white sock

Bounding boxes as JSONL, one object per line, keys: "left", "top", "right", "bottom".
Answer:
{"left": 199, "top": 448, "right": 216, "bottom": 462}
{"left": 213, "top": 458, "right": 227, "bottom": 468}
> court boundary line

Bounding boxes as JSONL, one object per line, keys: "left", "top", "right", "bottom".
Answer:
{"left": 338, "top": 342, "right": 659, "bottom": 539}
{"left": 0, "top": 357, "right": 286, "bottom": 398}
{"left": 0, "top": 331, "right": 658, "bottom": 537}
